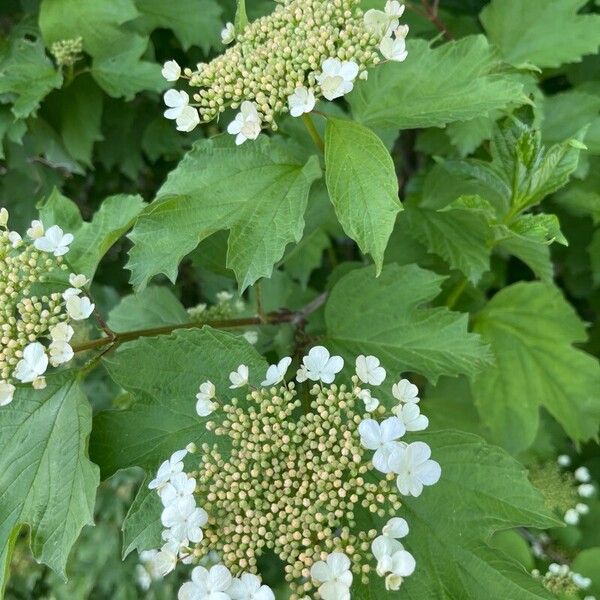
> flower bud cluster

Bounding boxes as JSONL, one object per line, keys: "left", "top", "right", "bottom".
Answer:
{"left": 161, "top": 0, "right": 409, "bottom": 141}
{"left": 555, "top": 459, "right": 596, "bottom": 526}
{"left": 186, "top": 290, "right": 245, "bottom": 322}
{"left": 50, "top": 37, "right": 83, "bottom": 67}
{"left": 0, "top": 209, "right": 94, "bottom": 405}
{"left": 145, "top": 346, "right": 440, "bottom": 599}
{"left": 532, "top": 563, "right": 595, "bottom": 599}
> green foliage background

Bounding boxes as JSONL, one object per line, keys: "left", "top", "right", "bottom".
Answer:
{"left": 0, "top": 0, "right": 599, "bottom": 598}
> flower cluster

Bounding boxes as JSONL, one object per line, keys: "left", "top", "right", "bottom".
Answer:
{"left": 532, "top": 563, "right": 595, "bottom": 599}
{"left": 556, "top": 457, "right": 596, "bottom": 526}
{"left": 145, "top": 346, "right": 440, "bottom": 599}
{"left": 0, "top": 208, "right": 94, "bottom": 405}
{"left": 160, "top": 0, "right": 409, "bottom": 142}
{"left": 50, "top": 37, "right": 83, "bottom": 67}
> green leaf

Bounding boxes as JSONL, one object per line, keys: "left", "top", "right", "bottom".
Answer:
{"left": 40, "top": 189, "right": 147, "bottom": 279}
{"left": 472, "top": 282, "right": 600, "bottom": 453}
{"left": 90, "top": 328, "right": 267, "bottom": 478}
{"left": 324, "top": 119, "right": 401, "bottom": 273}
{"left": 135, "top": 0, "right": 223, "bottom": 52}
{"left": 572, "top": 548, "right": 600, "bottom": 596}
{"left": 348, "top": 36, "right": 525, "bottom": 130}
{"left": 325, "top": 264, "right": 492, "bottom": 383}
{"left": 127, "top": 136, "right": 321, "bottom": 291}
{"left": 0, "top": 24, "right": 62, "bottom": 119}
{"left": 481, "top": 0, "right": 600, "bottom": 69}
{"left": 0, "top": 373, "right": 99, "bottom": 588}
{"left": 108, "top": 286, "right": 189, "bottom": 333}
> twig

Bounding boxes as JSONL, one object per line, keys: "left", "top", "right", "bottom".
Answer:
{"left": 408, "top": 0, "right": 454, "bottom": 40}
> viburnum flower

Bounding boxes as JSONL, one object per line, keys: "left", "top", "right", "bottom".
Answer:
{"left": 48, "top": 340, "right": 74, "bottom": 367}
{"left": 150, "top": 544, "right": 179, "bottom": 577}
{"left": 50, "top": 322, "right": 74, "bottom": 343}
{"left": 385, "top": 0, "right": 405, "bottom": 17}
{"left": 288, "top": 87, "right": 316, "bottom": 117}
{"left": 0, "top": 207, "right": 7, "bottom": 227}
{"left": 296, "top": 345, "right": 343, "bottom": 384}
{"left": 161, "top": 496, "right": 208, "bottom": 544}
{"left": 162, "top": 60, "right": 181, "bottom": 81}
{"left": 196, "top": 381, "right": 217, "bottom": 417}
{"left": 382, "top": 516, "right": 409, "bottom": 539}
{"left": 179, "top": 565, "right": 233, "bottom": 600}
{"left": 26, "top": 219, "right": 44, "bottom": 239}
{"left": 66, "top": 294, "right": 95, "bottom": 320}
{"left": 177, "top": 106, "right": 201, "bottom": 132}
{"left": 564, "top": 508, "right": 579, "bottom": 525}
{"left": 261, "top": 356, "right": 292, "bottom": 386}
{"left": 13, "top": 342, "right": 48, "bottom": 383}
{"left": 227, "top": 102, "right": 262, "bottom": 145}
{"left": 380, "top": 29, "right": 408, "bottom": 62}
{"left": 575, "top": 467, "right": 591, "bottom": 483}
{"left": 357, "top": 388, "right": 380, "bottom": 412}
{"left": 0, "top": 382, "right": 15, "bottom": 407}
{"left": 392, "top": 378, "right": 420, "bottom": 404}
{"left": 310, "top": 552, "right": 353, "bottom": 600}
{"left": 380, "top": 549, "right": 416, "bottom": 591}
{"left": 69, "top": 273, "right": 88, "bottom": 288}
{"left": 149, "top": 449, "right": 188, "bottom": 491}
{"left": 8, "top": 231, "right": 22, "bottom": 248}
{"left": 578, "top": 484, "right": 595, "bottom": 498}
{"left": 228, "top": 573, "right": 275, "bottom": 600}
{"left": 315, "top": 58, "right": 359, "bottom": 101}
{"left": 393, "top": 402, "right": 429, "bottom": 431}
{"left": 33, "top": 224, "right": 73, "bottom": 256}
{"left": 164, "top": 90, "right": 190, "bottom": 120}
{"left": 358, "top": 417, "right": 406, "bottom": 473}
{"left": 229, "top": 364, "right": 249, "bottom": 388}
{"left": 389, "top": 442, "right": 441, "bottom": 497}
{"left": 161, "top": 472, "right": 197, "bottom": 506}
{"left": 221, "top": 22, "right": 235, "bottom": 45}
{"left": 355, "top": 354, "right": 386, "bottom": 385}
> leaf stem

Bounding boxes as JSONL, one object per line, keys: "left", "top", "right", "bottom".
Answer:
{"left": 302, "top": 114, "right": 325, "bottom": 153}
{"left": 445, "top": 278, "right": 468, "bottom": 310}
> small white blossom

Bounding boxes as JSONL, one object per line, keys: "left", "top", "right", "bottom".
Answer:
{"left": 385, "top": 1, "right": 406, "bottom": 18}
{"left": 48, "top": 340, "right": 74, "bottom": 367}
{"left": 392, "top": 379, "right": 419, "bottom": 404}
{"left": 393, "top": 403, "right": 428, "bottom": 431}
{"left": 380, "top": 32, "right": 408, "bottom": 62}
{"left": 149, "top": 544, "right": 178, "bottom": 578}
{"left": 221, "top": 22, "right": 235, "bottom": 45}
{"left": 572, "top": 573, "right": 592, "bottom": 589}
{"left": 288, "top": 86, "right": 316, "bottom": 117}
{"left": 164, "top": 89, "right": 190, "bottom": 120}
{"left": 390, "top": 441, "right": 441, "bottom": 497}
{"left": 315, "top": 58, "right": 359, "bottom": 101}
{"left": 243, "top": 330, "right": 258, "bottom": 345}
{"left": 382, "top": 517, "right": 409, "bottom": 539}
{"left": 33, "top": 224, "right": 73, "bottom": 256}
{"left": 177, "top": 106, "right": 201, "bottom": 132}
{"left": 228, "top": 572, "right": 275, "bottom": 600}
{"left": 32, "top": 376, "right": 46, "bottom": 390}
{"left": 26, "top": 219, "right": 44, "bottom": 239}
{"left": 357, "top": 388, "right": 379, "bottom": 412}
{"left": 179, "top": 564, "right": 233, "bottom": 600}
{"left": 382, "top": 550, "right": 416, "bottom": 591}
{"left": 557, "top": 454, "right": 572, "bottom": 467}
{"left": 358, "top": 417, "right": 405, "bottom": 473}
{"left": 50, "top": 322, "right": 74, "bottom": 343}
{"left": 576, "top": 502, "right": 590, "bottom": 515}
{"left": 8, "top": 231, "right": 22, "bottom": 247}
{"left": 261, "top": 356, "right": 292, "bottom": 387}
{"left": 66, "top": 295, "right": 95, "bottom": 320}
{"left": 161, "top": 495, "right": 208, "bottom": 544}
{"left": 0, "top": 381, "right": 15, "bottom": 406}
{"left": 62, "top": 287, "right": 81, "bottom": 300}
{"left": 14, "top": 342, "right": 48, "bottom": 383}
{"left": 363, "top": 10, "right": 398, "bottom": 38}
{"left": 196, "top": 381, "right": 217, "bottom": 417}
{"left": 227, "top": 101, "right": 262, "bottom": 145}
{"left": 575, "top": 466, "right": 591, "bottom": 483}
{"left": 162, "top": 60, "right": 181, "bottom": 81}
{"left": 160, "top": 472, "right": 197, "bottom": 507}
{"left": 229, "top": 364, "right": 249, "bottom": 389}
{"left": 69, "top": 273, "right": 88, "bottom": 288}
{"left": 371, "top": 535, "right": 404, "bottom": 576}
{"left": 297, "top": 346, "right": 344, "bottom": 384}
{"left": 149, "top": 449, "right": 188, "bottom": 490}
{"left": 564, "top": 508, "right": 579, "bottom": 525}
{"left": 310, "top": 552, "right": 352, "bottom": 600}
{"left": 355, "top": 355, "right": 386, "bottom": 385}
{"left": 578, "top": 483, "right": 595, "bottom": 498}
{"left": 217, "top": 291, "right": 233, "bottom": 303}
{"left": 0, "top": 208, "right": 8, "bottom": 227}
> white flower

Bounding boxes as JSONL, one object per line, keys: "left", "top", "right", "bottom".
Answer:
{"left": 578, "top": 484, "right": 595, "bottom": 498}
{"left": 380, "top": 32, "right": 408, "bottom": 62}
{"left": 315, "top": 58, "right": 359, "bottom": 101}
{"left": 564, "top": 508, "right": 579, "bottom": 525}
{"left": 363, "top": 10, "right": 397, "bottom": 38}
{"left": 357, "top": 389, "right": 379, "bottom": 412}
{"left": 33, "top": 225, "right": 73, "bottom": 256}
{"left": 392, "top": 403, "right": 428, "bottom": 431}
{"left": 32, "top": 376, "right": 46, "bottom": 390}
{"left": 310, "top": 552, "right": 352, "bottom": 600}
{"left": 162, "top": 495, "right": 208, "bottom": 544}
{"left": 221, "top": 22, "right": 235, "bottom": 44}
{"left": 297, "top": 346, "right": 344, "bottom": 384}
{"left": 229, "top": 364, "right": 249, "bottom": 388}
{"left": 14, "top": 342, "right": 48, "bottom": 383}
{"left": 390, "top": 441, "right": 441, "bottom": 497}
{"left": 0, "top": 208, "right": 8, "bottom": 227}
{"left": 243, "top": 330, "right": 258, "bottom": 345}
{"left": 26, "top": 219, "right": 44, "bottom": 239}
{"left": 49, "top": 340, "right": 74, "bottom": 367}
{"left": 261, "top": 356, "right": 292, "bottom": 387}
{"left": 160, "top": 472, "right": 197, "bottom": 507}
{"left": 382, "top": 517, "right": 409, "bottom": 539}
{"left": 288, "top": 86, "right": 316, "bottom": 117}
{"left": 557, "top": 454, "right": 571, "bottom": 467}
{"left": 355, "top": 355, "right": 386, "bottom": 385}
{"left": 149, "top": 448, "right": 188, "bottom": 490}
{"left": 385, "top": 1, "right": 405, "bottom": 18}
{"left": 149, "top": 544, "right": 178, "bottom": 578}
{"left": 228, "top": 572, "right": 275, "bottom": 600}
{"left": 227, "top": 101, "right": 262, "bottom": 145}
{"left": 217, "top": 291, "right": 233, "bottom": 303}
{"left": 69, "top": 273, "right": 88, "bottom": 288}
{"left": 382, "top": 550, "right": 416, "bottom": 591}
{"left": 358, "top": 417, "right": 405, "bottom": 473}
{"left": 575, "top": 466, "right": 591, "bottom": 483}
{"left": 50, "top": 322, "right": 74, "bottom": 342}
{"left": 391, "top": 379, "right": 419, "bottom": 404}
{"left": 8, "top": 231, "right": 22, "bottom": 248}
{"left": 162, "top": 60, "right": 181, "bottom": 81}
{"left": 0, "top": 381, "right": 15, "bottom": 406}
{"left": 179, "top": 565, "right": 233, "bottom": 600}
{"left": 196, "top": 381, "right": 217, "bottom": 417}
{"left": 62, "top": 287, "right": 81, "bottom": 300}
{"left": 66, "top": 295, "right": 95, "bottom": 320}
{"left": 164, "top": 89, "right": 190, "bottom": 120}
{"left": 572, "top": 573, "right": 592, "bottom": 589}
{"left": 576, "top": 502, "right": 590, "bottom": 515}
{"left": 177, "top": 106, "right": 201, "bottom": 132}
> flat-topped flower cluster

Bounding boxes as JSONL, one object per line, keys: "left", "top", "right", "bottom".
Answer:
{"left": 160, "top": 0, "right": 409, "bottom": 143}
{"left": 0, "top": 208, "right": 94, "bottom": 405}
{"left": 145, "top": 346, "right": 440, "bottom": 599}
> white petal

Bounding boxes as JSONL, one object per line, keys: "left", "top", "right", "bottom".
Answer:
{"left": 416, "top": 459, "right": 441, "bottom": 486}
{"left": 327, "top": 552, "right": 351, "bottom": 577}
{"left": 310, "top": 560, "right": 332, "bottom": 583}
{"left": 383, "top": 517, "right": 409, "bottom": 539}
{"left": 380, "top": 417, "right": 405, "bottom": 442}
{"left": 358, "top": 419, "right": 382, "bottom": 450}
